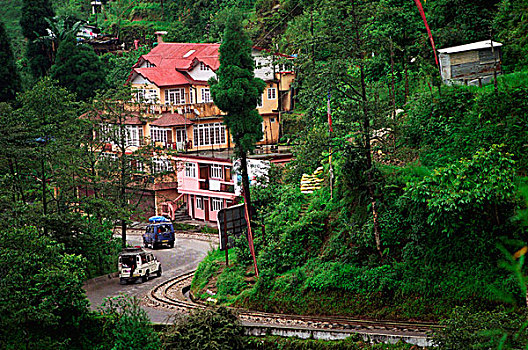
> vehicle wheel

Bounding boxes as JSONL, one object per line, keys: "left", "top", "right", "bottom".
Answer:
{"left": 152, "top": 242, "right": 158, "bottom": 250}
{"left": 120, "top": 278, "right": 126, "bottom": 285}
{"left": 156, "top": 265, "right": 162, "bottom": 277}
{"left": 169, "top": 241, "right": 174, "bottom": 248}
{"left": 143, "top": 239, "right": 148, "bottom": 248}
{"left": 142, "top": 271, "right": 149, "bottom": 283}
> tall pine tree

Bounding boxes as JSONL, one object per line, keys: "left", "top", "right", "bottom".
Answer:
{"left": 50, "top": 36, "right": 107, "bottom": 101}
{"left": 20, "top": 0, "right": 55, "bottom": 79}
{"left": 209, "top": 11, "right": 266, "bottom": 219}
{"left": 0, "top": 21, "right": 21, "bottom": 102}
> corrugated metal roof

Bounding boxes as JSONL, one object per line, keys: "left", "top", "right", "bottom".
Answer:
{"left": 133, "top": 68, "right": 191, "bottom": 87}
{"left": 438, "top": 40, "right": 503, "bottom": 54}
{"left": 143, "top": 43, "right": 221, "bottom": 70}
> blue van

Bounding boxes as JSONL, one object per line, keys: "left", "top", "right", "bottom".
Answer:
{"left": 143, "top": 216, "right": 175, "bottom": 249}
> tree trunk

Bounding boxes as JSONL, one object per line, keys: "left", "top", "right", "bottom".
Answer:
{"left": 121, "top": 219, "right": 127, "bottom": 249}
{"left": 351, "top": 0, "right": 383, "bottom": 261}
{"left": 239, "top": 149, "right": 252, "bottom": 222}
{"left": 360, "top": 64, "right": 383, "bottom": 261}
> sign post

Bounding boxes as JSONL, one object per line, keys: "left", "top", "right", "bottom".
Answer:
{"left": 217, "top": 204, "right": 247, "bottom": 250}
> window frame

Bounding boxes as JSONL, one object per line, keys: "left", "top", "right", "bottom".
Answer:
{"left": 201, "top": 88, "right": 211, "bottom": 103}
{"left": 210, "top": 165, "right": 223, "bottom": 179}
{"left": 196, "top": 196, "right": 203, "bottom": 210}
{"left": 211, "top": 198, "right": 223, "bottom": 212}
{"left": 267, "top": 88, "right": 277, "bottom": 100}
{"left": 185, "top": 162, "right": 196, "bottom": 178}
{"left": 152, "top": 157, "right": 173, "bottom": 174}
{"left": 165, "top": 88, "right": 186, "bottom": 105}
{"left": 193, "top": 123, "right": 226, "bottom": 147}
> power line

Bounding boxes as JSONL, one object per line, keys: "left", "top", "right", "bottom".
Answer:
{"left": 254, "top": 1, "right": 303, "bottom": 48}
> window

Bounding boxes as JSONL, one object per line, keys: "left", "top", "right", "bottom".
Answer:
{"left": 267, "top": 88, "right": 276, "bottom": 100}
{"left": 210, "top": 165, "right": 222, "bottom": 179}
{"left": 145, "top": 61, "right": 155, "bottom": 68}
{"left": 126, "top": 125, "right": 142, "bottom": 147}
{"left": 165, "top": 88, "right": 185, "bottom": 105}
{"left": 185, "top": 162, "right": 196, "bottom": 177}
{"left": 193, "top": 123, "right": 226, "bottom": 147}
{"left": 200, "top": 62, "right": 210, "bottom": 71}
{"left": 196, "top": 196, "right": 203, "bottom": 210}
{"left": 150, "top": 126, "right": 171, "bottom": 145}
{"left": 270, "top": 117, "right": 276, "bottom": 123}
{"left": 211, "top": 198, "right": 223, "bottom": 212}
{"left": 175, "top": 127, "right": 187, "bottom": 143}
{"left": 130, "top": 159, "right": 145, "bottom": 172}
{"left": 257, "top": 95, "right": 263, "bottom": 108}
{"left": 98, "top": 123, "right": 114, "bottom": 143}
{"left": 201, "top": 88, "right": 211, "bottom": 103}
{"left": 152, "top": 157, "right": 173, "bottom": 173}
{"left": 99, "top": 152, "right": 117, "bottom": 161}
{"left": 135, "top": 89, "right": 158, "bottom": 103}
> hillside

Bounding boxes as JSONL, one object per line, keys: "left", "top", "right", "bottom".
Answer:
{"left": 0, "top": 0, "right": 23, "bottom": 57}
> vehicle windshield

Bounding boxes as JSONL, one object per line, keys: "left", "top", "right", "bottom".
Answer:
{"left": 120, "top": 255, "right": 136, "bottom": 268}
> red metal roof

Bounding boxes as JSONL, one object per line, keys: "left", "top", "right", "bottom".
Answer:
{"left": 143, "top": 43, "right": 220, "bottom": 71}
{"left": 150, "top": 112, "right": 193, "bottom": 127}
{"left": 133, "top": 67, "right": 191, "bottom": 87}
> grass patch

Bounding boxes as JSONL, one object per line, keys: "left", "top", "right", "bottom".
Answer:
{"left": 191, "top": 249, "right": 237, "bottom": 298}
{"left": 174, "top": 222, "right": 199, "bottom": 231}
{"left": 201, "top": 225, "right": 219, "bottom": 235}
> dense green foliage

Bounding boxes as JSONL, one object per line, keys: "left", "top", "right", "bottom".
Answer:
{"left": 0, "top": 79, "right": 121, "bottom": 278}
{"left": 192, "top": 5, "right": 528, "bottom": 343}
{"left": 50, "top": 36, "right": 107, "bottom": 101}
{"left": 20, "top": 0, "right": 55, "bottom": 78}
{"left": 101, "top": 45, "right": 151, "bottom": 88}
{"left": 1, "top": 0, "right": 528, "bottom": 347}
{"left": 433, "top": 307, "right": 528, "bottom": 349}
{"left": 0, "top": 21, "right": 21, "bottom": 102}
{"left": 0, "top": 227, "right": 90, "bottom": 349}
{"left": 163, "top": 307, "right": 245, "bottom": 350}
{"left": 101, "top": 296, "right": 162, "bottom": 350}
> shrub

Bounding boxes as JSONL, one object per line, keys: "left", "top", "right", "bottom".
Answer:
{"left": 433, "top": 306, "right": 528, "bottom": 349}
{"left": 163, "top": 307, "right": 245, "bottom": 350}
{"left": 100, "top": 295, "right": 161, "bottom": 350}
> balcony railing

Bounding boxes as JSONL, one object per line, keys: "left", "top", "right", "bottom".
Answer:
{"left": 128, "top": 102, "right": 225, "bottom": 120}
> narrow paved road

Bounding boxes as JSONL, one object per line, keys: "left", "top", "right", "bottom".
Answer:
{"left": 84, "top": 231, "right": 215, "bottom": 323}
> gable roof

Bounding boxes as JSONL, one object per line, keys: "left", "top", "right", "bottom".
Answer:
{"left": 142, "top": 43, "right": 221, "bottom": 71}
{"left": 132, "top": 68, "right": 191, "bottom": 87}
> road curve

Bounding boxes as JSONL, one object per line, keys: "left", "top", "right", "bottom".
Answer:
{"left": 84, "top": 232, "right": 215, "bottom": 323}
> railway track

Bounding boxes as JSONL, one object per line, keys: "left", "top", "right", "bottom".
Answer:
{"left": 148, "top": 270, "right": 439, "bottom": 346}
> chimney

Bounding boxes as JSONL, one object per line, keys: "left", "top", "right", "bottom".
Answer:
{"left": 155, "top": 31, "right": 168, "bottom": 44}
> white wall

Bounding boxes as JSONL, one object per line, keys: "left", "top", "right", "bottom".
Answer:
{"left": 253, "top": 52, "right": 275, "bottom": 81}
{"left": 188, "top": 64, "right": 216, "bottom": 82}
{"left": 131, "top": 74, "right": 153, "bottom": 85}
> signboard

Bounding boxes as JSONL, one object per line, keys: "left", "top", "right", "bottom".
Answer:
{"left": 217, "top": 204, "right": 247, "bottom": 250}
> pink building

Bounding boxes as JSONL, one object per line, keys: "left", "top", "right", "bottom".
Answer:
{"left": 176, "top": 154, "right": 238, "bottom": 222}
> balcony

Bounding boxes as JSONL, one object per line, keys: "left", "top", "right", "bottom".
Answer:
{"left": 129, "top": 102, "right": 225, "bottom": 120}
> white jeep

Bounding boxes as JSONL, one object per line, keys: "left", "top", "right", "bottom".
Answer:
{"left": 118, "top": 247, "right": 162, "bottom": 284}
